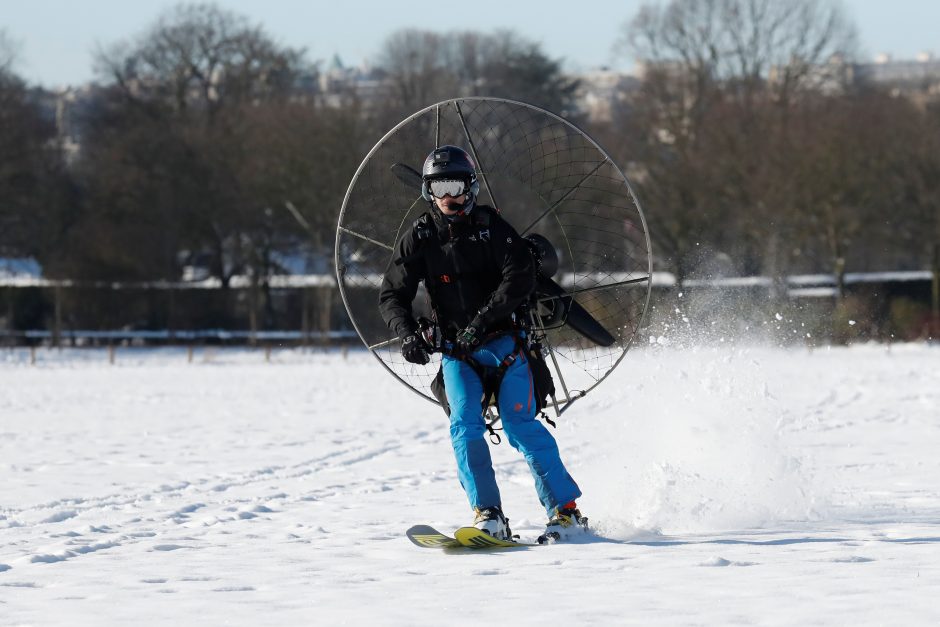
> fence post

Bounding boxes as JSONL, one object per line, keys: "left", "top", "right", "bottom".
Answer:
{"left": 932, "top": 244, "right": 940, "bottom": 321}
{"left": 248, "top": 276, "right": 259, "bottom": 347}
{"left": 168, "top": 286, "right": 176, "bottom": 343}
{"left": 53, "top": 283, "right": 63, "bottom": 349}
{"left": 301, "top": 288, "right": 310, "bottom": 349}
{"left": 3, "top": 287, "right": 16, "bottom": 348}
{"left": 932, "top": 243, "right": 939, "bottom": 336}
{"left": 318, "top": 285, "right": 333, "bottom": 346}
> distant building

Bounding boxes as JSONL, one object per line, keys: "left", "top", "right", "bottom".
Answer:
{"left": 786, "top": 52, "right": 940, "bottom": 102}
{"left": 24, "top": 84, "right": 105, "bottom": 165}
{"left": 53, "top": 85, "right": 103, "bottom": 163}
{"left": 573, "top": 67, "right": 640, "bottom": 123}
{"left": 849, "top": 52, "right": 940, "bottom": 104}
{"left": 314, "top": 55, "right": 389, "bottom": 113}
{"left": 857, "top": 52, "right": 940, "bottom": 84}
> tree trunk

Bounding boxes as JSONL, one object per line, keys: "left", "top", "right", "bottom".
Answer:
{"left": 318, "top": 285, "right": 333, "bottom": 345}
{"left": 248, "top": 272, "right": 259, "bottom": 346}
{"left": 53, "top": 283, "right": 63, "bottom": 348}
{"left": 932, "top": 242, "right": 940, "bottom": 335}
{"left": 301, "top": 288, "right": 310, "bottom": 347}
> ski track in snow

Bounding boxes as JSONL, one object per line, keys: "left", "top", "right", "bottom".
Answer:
{"left": 1, "top": 344, "right": 939, "bottom": 625}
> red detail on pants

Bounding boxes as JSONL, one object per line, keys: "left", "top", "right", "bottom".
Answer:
{"left": 514, "top": 402, "right": 523, "bottom": 412}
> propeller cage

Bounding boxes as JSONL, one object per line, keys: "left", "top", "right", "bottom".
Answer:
{"left": 335, "top": 97, "right": 652, "bottom": 409}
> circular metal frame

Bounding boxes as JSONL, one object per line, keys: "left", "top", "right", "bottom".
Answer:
{"left": 335, "top": 97, "right": 653, "bottom": 411}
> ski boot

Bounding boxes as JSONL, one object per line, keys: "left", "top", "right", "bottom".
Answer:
{"left": 473, "top": 506, "right": 512, "bottom": 541}
{"left": 538, "top": 502, "right": 589, "bottom": 544}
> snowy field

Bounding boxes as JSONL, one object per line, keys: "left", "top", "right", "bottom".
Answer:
{"left": 1, "top": 342, "right": 939, "bottom": 625}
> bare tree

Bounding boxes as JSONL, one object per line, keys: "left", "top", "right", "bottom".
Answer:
{"left": 474, "top": 30, "right": 580, "bottom": 115}
{"left": 234, "top": 101, "right": 364, "bottom": 336}
{"left": 787, "top": 93, "right": 878, "bottom": 291}
{"left": 617, "top": 0, "right": 858, "bottom": 278}
{"left": 0, "top": 29, "right": 18, "bottom": 76}
{"left": 82, "top": 3, "right": 315, "bottom": 289}
{"left": 626, "top": 0, "right": 857, "bottom": 102}
{"left": 378, "top": 29, "right": 457, "bottom": 118}
{"left": 376, "top": 28, "right": 579, "bottom": 120}
{"left": 0, "top": 40, "right": 71, "bottom": 268}
{"left": 94, "top": 3, "right": 305, "bottom": 121}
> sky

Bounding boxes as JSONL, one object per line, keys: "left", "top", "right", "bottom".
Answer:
{"left": 2, "top": 0, "right": 940, "bottom": 88}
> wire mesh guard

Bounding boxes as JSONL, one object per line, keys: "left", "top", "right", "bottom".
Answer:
{"left": 335, "top": 98, "right": 652, "bottom": 407}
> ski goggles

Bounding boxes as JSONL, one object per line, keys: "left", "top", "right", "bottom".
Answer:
{"left": 428, "top": 178, "right": 469, "bottom": 198}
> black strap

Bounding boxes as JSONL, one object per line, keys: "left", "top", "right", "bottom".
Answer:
{"left": 478, "top": 336, "right": 523, "bottom": 411}
{"left": 464, "top": 333, "right": 554, "bottom": 445}
{"left": 484, "top": 413, "right": 502, "bottom": 445}
{"left": 440, "top": 331, "right": 557, "bottom": 445}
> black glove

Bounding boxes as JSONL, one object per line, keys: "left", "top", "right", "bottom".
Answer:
{"left": 401, "top": 333, "right": 431, "bottom": 365}
{"left": 455, "top": 316, "right": 486, "bottom": 352}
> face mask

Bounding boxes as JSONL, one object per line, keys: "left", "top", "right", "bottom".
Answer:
{"left": 439, "top": 195, "right": 475, "bottom": 222}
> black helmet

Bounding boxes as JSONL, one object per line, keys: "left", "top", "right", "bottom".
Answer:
{"left": 421, "top": 145, "right": 480, "bottom": 210}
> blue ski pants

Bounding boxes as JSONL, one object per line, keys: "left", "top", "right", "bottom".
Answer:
{"left": 441, "top": 334, "right": 581, "bottom": 517}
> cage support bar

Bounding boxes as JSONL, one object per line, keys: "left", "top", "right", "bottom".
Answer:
{"left": 454, "top": 101, "right": 499, "bottom": 210}
{"left": 520, "top": 158, "right": 609, "bottom": 236}
{"left": 338, "top": 226, "right": 393, "bottom": 251}
{"left": 536, "top": 275, "right": 650, "bottom": 302}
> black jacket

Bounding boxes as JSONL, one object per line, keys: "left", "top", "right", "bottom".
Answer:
{"left": 379, "top": 204, "right": 536, "bottom": 341}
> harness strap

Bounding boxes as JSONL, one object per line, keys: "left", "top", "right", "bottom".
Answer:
{"left": 442, "top": 332, "right": 555, "bottom": 445}
{"left": 477, "top": 337, "right": 524, "bottom": 411}
{"left": 465, "top": 333, "right": 543, "bottom": 445}
{"left": 484, "top": 409, "right": 502, "bottom": 445}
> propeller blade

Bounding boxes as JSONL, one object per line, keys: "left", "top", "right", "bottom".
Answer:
{"left": 391, "top": 162, "right": 423, "bottom": 190}
{"left": 537, "top": 276, "right": 616, "bottom": 347}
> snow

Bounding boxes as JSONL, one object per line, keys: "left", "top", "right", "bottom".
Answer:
{"left": 788, "top": 286, "right": 839, "bottom": 298}
{"left": 2, "top": 343, "right": 939, "bottom": 625}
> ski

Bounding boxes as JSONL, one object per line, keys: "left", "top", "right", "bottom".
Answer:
{"left": 406, "top": 525, "right": 536, "bottom": 549}
{"left": 406, "top": 525, "right": 461, "bottom": 549}
{"left": 454, "top": 527, "right": 535, "bottom": 548}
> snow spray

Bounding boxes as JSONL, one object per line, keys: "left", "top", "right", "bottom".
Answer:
{"left": 572, "top": 287, "right": 823, "bottom": 539}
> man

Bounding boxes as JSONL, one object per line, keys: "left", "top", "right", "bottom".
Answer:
{"left": 379, "top": 145, "right": 586, "bottom": 541}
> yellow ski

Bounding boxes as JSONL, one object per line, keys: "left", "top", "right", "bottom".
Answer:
{"left": 454, "top": 527, "right": 534, "bottom": 548}
{"left": 406, "top": 525, "right": 461, "bottom": 549}
{"left": 407, "top": 524, "right": 537, "bottom": 549}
